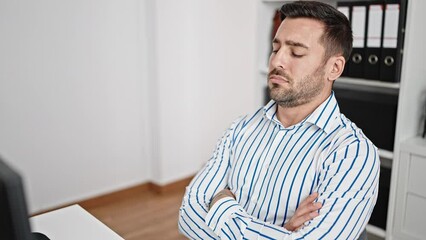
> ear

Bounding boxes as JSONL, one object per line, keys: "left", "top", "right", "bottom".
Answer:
{"left": 326, "top": 56, "right": 345, "bottom": 82}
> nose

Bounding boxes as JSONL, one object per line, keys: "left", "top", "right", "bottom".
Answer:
{"left": 269, "top": 49, "right": 285, "bottom": 70}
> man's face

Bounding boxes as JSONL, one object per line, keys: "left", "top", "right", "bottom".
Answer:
{"left": 268, "top": 17, "right": 328, "bottom": 108}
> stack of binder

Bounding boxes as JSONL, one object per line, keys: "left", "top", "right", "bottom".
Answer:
{"left": 337, "top": 0, "right": 407, "bottom": 82}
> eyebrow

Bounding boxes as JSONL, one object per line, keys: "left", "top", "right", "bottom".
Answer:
{"left": 273, "top": 39, "right": 309, "bottom": 49}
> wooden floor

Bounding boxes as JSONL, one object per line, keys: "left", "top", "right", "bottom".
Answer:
{"left": 79, "top": 184, "right": 188, "bottom": 240}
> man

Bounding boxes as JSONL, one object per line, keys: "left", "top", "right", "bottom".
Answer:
{"left": 178, "top": 1, "right": 379, "bottom": 239}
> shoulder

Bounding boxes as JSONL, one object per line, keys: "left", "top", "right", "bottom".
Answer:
{"left": 225, "top": 106, "right": 266, "bottom": 141}
{"left": 230, "top": 106, "right": 265, "bottom": 129}
{"left": 323, "top": 113, "right": 378, "bottom": 164}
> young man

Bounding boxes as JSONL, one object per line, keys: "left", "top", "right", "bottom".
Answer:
{"left": 178, "top": 1, "right": 379, "bottom": 239}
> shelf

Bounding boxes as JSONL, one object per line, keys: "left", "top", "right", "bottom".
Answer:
{"left": 338, "top": 77, "right": 400, "bottom": 89}
{"left": 400, "top": 137, "right": 426, "bottom": 156}
{"left": 379, "top": 149, "right": 394, "bottom": 160}
{"left": 259, "top": 67, "right": 400, "bottom": 90}
{"left": 366, "top": 224, "right": 386, "bottom": 238}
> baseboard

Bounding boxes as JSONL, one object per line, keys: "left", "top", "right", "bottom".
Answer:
{"left": 149, "top": 176, "right": 193, "bottom": 194}
{"left": 79, "top": 183, "right": 152, "bottom": 209}
{"left": 31, "top": 176, "right": 194, "bottom": 216}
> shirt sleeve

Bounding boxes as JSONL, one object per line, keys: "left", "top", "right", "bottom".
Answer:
{"left": 178, "top": 116, "right": 245, "bottom": 239}
{"left": 205, "top": 196, "right": 292, "bottom": 239}
{"left": 198, "top": 137, "right": 379, "bottom": 240}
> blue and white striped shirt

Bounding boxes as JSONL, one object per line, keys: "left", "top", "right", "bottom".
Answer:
{"left": 179, "top": 92, "right": 379, "bottom": 239}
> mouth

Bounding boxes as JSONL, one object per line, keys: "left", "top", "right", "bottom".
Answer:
{"left": 269, "top": 74, "right": 289, "bottom": 85}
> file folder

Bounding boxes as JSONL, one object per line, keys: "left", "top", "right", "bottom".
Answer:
{"left": 364, "top": 3, "right": 384, "bottom": 80}
{"left": 380, "top": 2, "right": 400, "bottom": 82}
{"left": 337, "top": 2, "right": 351, "bottom": 77}
{"left": 348, "top": 3, "right": 367, "bottom": 78}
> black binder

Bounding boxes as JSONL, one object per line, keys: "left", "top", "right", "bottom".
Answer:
{"left": 379, "top": 0, "right": 406, "bottom": 82}
{"left": 337, "top": 2, "right": 352, "bottom": 77}
{"left": 364, "top": 2, "right": 384, "bottom": 80}
{"left": 347, "top": 2, "right": 368, "bottom": 78}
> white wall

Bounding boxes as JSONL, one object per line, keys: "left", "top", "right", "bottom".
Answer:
{"left": 0, "top": 0, "right": 151, "bottom": 212}
{"left": 148, "top": 0, "right": 258, "bottom": 184}
{"left": 0, "top": 0, "right": 259, "bottom": 212}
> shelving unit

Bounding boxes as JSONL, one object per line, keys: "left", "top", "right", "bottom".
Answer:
{"left": 386, "top": 0, "right": 426, "bottom": 239}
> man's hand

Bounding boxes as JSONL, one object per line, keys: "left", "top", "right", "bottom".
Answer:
{"left": 209, "top": 188, "right": 235, "bottom": 210}
{"left": 209, "top": 190, "right": 321, "bottom": 232}
{"left": 284, "top": 192, "right": 322, "bottom": 231}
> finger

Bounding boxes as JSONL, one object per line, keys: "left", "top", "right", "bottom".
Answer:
{"left": 292, "top": 211, "right": 320, "bottom": 228}
{"left": 285, "top": 210, "right": 319, "bottom": 231}
{"left": 294, "top": 202, "right": 322, "bottom": 217}
{"left": 299, "top": 192, "right": 319, "bottom": 208}
{"left": 296, "top": 194, "right": 321, "bottom": 216}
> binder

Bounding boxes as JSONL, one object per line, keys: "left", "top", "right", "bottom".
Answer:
{"left": 348, "top": 2, "right": 367, "bottom": 78}
{"left": 380, "top": 2, "right": 400, "bottom": 82}
{"left": 337, "top": 2, "right": 352, "bottom": 77}
{"left": 364, "top": 2, "right": 384, "bottom": 80}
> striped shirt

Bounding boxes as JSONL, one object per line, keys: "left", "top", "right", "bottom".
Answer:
{"left": 178, "top": 92, "right": 379, "bottom": 239}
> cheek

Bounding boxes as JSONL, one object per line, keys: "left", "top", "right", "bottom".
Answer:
{"left": 290, "top": 61, "right": 310, "bottom": 79}
{"left": 295, "top": 59, "right": 322, "bottom": 75}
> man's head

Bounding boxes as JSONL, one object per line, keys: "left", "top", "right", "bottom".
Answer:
{"left": 280, "top": 1, "right": 352, "bottom": 61}
{"left": 268, "top": 1, "right": 352, "bottom": 108}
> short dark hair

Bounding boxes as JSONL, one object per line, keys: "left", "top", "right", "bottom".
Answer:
{"left": 280, "top": 1, "right": 353, "bottom": 61}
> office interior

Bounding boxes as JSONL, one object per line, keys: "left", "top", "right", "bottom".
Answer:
{"left": 1, "top": 0, "right": 425, "bottom": 240}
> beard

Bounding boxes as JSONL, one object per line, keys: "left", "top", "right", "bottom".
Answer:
{"left": 268, "top": 66, "right": 325, "bottom": 108}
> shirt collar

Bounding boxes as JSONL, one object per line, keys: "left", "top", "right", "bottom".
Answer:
{"left": 305, "top": 91, "right": 341, "bottom": 134}
{"left": 263, "top": 100, "right": 283, "bottom": 128}
{"left": 263, "top": 91, "right": 341, "bottom": 134}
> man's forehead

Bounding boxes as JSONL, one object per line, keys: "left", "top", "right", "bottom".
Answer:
{"left": 281, "top": 16, "right": 325, "bottom": 28}
{"left": 275, "top": 17, "right": 325, "bottom": 46}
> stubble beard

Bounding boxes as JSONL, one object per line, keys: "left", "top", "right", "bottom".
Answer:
{"left": 268, "top": 66, "right": 326, "bottom": 108}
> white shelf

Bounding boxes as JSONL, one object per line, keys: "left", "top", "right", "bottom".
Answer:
{"left": 338, "top": 77, "right": 400, "bottom": 89}
{"left": 378, "top": 148, "right": 394, "bottom": 159}
{"left": 400, "top": 137, "right": 426, "bottom": 156}
{"left": 366, "top": 224, "right": 386, "bottom": 238}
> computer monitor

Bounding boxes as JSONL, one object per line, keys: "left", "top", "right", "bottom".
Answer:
{"left": 0, "top": 156, "right": 40, "bottom": 240}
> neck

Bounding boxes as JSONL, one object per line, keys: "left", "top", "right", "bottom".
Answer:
{"left": 276, "top": 91, "right": 331, "bottom": 128}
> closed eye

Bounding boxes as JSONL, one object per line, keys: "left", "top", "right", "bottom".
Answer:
{"left": 291, "top": 52, "right": 304, "bottom": 58}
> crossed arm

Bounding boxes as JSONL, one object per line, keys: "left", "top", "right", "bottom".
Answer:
{"left": 209, "top": 189, "right": 322, "bottom": 232}
{"left": 178, "top": 124, "right": 379, "bottom": 239}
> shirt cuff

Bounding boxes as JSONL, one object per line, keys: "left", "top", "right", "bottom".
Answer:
{"left": 205, "top": 196, "right": 241, "bottom": 235}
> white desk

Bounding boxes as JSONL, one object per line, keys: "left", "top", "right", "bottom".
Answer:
{"left": 30, "top": 204, "right": 124, "bottom": 240}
